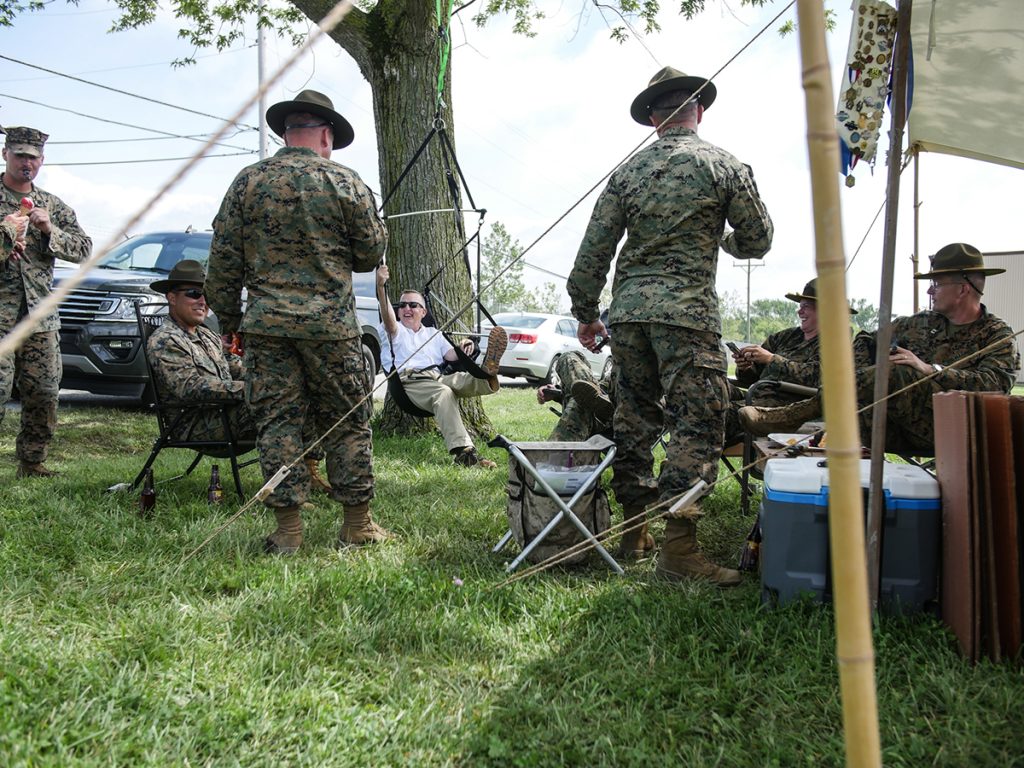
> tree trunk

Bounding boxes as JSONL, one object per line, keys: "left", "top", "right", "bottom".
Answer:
{"left": 294, "top": 0, "right": 494, "bottom": 440}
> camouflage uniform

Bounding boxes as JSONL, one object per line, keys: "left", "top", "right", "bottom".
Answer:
{"left": 205, "top": 146, "right": 386, "bottom": 508}
{"left": 725, "top": 326, "right": 820, "bottom": 444}
{"left": 146, "top": 316, "right": 256, "bottom": 442}
{"left": 852, "top": 307, "right": 1018, "bottom": 454}
{"left": 0, "top": 175, "right": 91, "bottom": 464}
{"left": 548, "top": 351, "right": 617, "bottom": 442}
{"left": 567, "top": 125, "right": 773, "bottom": 510}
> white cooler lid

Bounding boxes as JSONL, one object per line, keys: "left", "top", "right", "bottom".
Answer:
{"left": 764, "top": 457, "right": 939, "bottom": 499}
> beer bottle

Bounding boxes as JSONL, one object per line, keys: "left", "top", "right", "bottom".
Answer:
{"left": 738, "top": 519, "right": 762, "bottom": 572}
{"left": 208, "top": 464, "right": 223, "bottom": 505}
{"left": 139, "top": 469, "right": 156, "bottom": 516}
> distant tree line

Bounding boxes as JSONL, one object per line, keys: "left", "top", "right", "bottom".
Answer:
{"left": 478, "top": 223, "right": 565, "bottom": 315}
{"left": 720, "top": 290, "right": 880, "bottom": 343}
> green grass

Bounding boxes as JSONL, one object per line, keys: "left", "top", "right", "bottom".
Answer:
{"left": 0, "top": 389, "right": 1021, "bottom": 766}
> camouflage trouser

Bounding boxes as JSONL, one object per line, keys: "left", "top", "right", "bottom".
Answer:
{"left": 609, "top": 323, "right": 727, "bottom": 511}
{"left": 723, "top": 380, "right": 810, "bottom": 445}
{"left": 245, "top": 334, "right": 373, "bottom": 508}
{"left": 549, "top": 351, "right": 616, "bottom": 441}
{"left": 0, "top": 330, "right": 60, "bottom": 464}
{"left": 856, "top": 364, "right": 937, "bottom": 455}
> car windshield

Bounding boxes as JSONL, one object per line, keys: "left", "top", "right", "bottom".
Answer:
{"left": 491, "top": 313, "right": 548, "bottom": 329}
{"left": 97, "top": 232, "right": 213, "bottom": 273}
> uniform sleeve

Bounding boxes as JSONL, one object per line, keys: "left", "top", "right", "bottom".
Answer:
{"left": 761, "top": 354, "right": 821, "bottom": 389}
{"left": 720, "top": 163, "right": 773, "bottom": 261}
{"left": 43, "top": 196, "right": 91, "bottom": 264}
{"left": 567, "top": 181, "right": 625, "bottom": 323}
{"left": 934, "top": 325, "right": 1018, "bottom": 394}
{"left": 205, "top": 174, "right": 248, "bottom": 334}
{"left": 341, "top": 173, "right": 388, "bottom": 273}
{"left": 148, "top": 331, "right": 244, "bottom": 403}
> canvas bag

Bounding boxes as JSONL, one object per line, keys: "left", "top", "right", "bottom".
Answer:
{"left": 505, "top": 447, "right": 611, "bottom": 564}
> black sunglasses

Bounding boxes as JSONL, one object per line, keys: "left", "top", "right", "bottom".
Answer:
{"left": 176, "top": 288, "right": 205, "bottom": 300}
{"left": 396, "top": 301, "right": 422, "bottom": 309}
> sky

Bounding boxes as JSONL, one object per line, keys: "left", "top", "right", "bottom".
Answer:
{"left": 1, "top": 0, "right": 1021, "bottom": 321}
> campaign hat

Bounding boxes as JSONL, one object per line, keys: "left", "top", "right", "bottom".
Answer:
{"left": 785, "top": 278, "right": 858, "bottom": 314}
{"left": 265, "top": 90, "right": 354, "bottom": 149}
{"left": 150, "top": 259, "right": 207, "bottom": 293}
{"left": 630, "top": 66, "right": 717, "bottom": 125}
{"left": 914, "top": 243, "right": 1005, "bottom": 278}
{"left": 3, "top": 126, "right": 48, "bottom": 158}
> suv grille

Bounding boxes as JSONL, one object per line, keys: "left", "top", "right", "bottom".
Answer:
{"left": 59, "top": 289, "right": 121, "bottom": 329}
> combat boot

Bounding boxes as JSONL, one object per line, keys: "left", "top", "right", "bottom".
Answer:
{"left": 263, "top": 505, "right": 303, "bottom": 555}
{"left": 305, "top": 458, "right": 332, "bottom": 494}
{"left": 338, "top": 502, "right": 392, "bottom": 546}
{"left": 571, "top": 380, "right": 614, "bottom": 423}
{"left": 738, "top": 394, "right": 822, "bottom": 438}
{"left": 17, "top": 461, "right": 59, "bottom": 478}
{"left": 656, "top": 517, "right": 741, "bottom": 587}
{"left": 617, "top": 508, "right": 655, "bottom": 560}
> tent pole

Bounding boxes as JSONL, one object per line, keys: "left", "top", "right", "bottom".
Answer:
{"left": 796, "top": 2, "right": 880, "bottom": 766}
{"left": 912, "top": 147, "right": 921, "bottom": 314}
{"left": 866, "top": 0, "right": 913, "bottom": 612}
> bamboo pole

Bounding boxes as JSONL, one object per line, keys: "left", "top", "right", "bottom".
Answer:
{"left": 795, "top": 2, "right": 881, "bottom": 766}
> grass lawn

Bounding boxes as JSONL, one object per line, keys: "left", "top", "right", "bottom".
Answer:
{"left": 0, "top": 386, "right": 1020, "bottom": 766}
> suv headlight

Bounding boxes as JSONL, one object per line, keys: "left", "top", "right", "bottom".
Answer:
{"left": 110, "top": 295, "right": 153, "bottom": 321}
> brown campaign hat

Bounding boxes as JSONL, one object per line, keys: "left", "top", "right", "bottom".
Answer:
{"left": 785, "top": 278, "right": 858, "bottom": 314}
{"left": 914, "top": 242, "right": 1005, "bottom": 278}
{"left": 150, "top": 259, "right": 207, "bottom": 293}
{"left": 265, "top": 89, "right": 354, "bottom": 150}
{"left": 3, "top": 126, "right": 48, "bottom": 158}
{"left": 629, "top": 66, "right": 716, "bottom": 125}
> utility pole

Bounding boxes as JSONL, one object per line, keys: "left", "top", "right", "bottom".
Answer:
{"left": 733, "top": 261, "right": 764, "bottom": 342}
{"left": 257, "top": 0, "right": 269, "bottom": 160}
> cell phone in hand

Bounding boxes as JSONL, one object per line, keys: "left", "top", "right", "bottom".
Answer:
{"left": 726, "top": 341, "right": 741, "bottom": 355}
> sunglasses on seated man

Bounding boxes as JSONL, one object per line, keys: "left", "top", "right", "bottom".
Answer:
{"left": 396, "top": 301, "right": 423, "bottom": 309}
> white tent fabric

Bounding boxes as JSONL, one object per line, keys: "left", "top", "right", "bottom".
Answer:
{"left": 908, "top": 0, "right": 1024, "bottom": 170}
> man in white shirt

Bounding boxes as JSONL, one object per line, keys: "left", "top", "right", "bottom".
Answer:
{"left": 376, "top": 264, "right": 507, "bottom": 468}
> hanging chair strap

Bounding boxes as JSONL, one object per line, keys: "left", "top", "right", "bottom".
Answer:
{"left": 385, "top": 367, "right": 435, "bottom": 420}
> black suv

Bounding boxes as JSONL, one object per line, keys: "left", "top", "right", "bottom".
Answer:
{"left": 54, "top": 230, "right": 382, "bottom": 400}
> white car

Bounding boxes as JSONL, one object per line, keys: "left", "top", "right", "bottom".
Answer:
{"left": 480, "top": 312, "right": 611, "bottom": 385}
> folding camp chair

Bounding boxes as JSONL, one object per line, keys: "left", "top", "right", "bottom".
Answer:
{"left": 490, "top": 434, "right": 622, "bottom": 574}
{"left": 131, "top": 303, "right": 257, "bottom": 500}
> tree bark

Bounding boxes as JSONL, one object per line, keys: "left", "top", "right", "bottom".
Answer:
{"left": 293, "top": 0, "right": 494, "bottom": 439}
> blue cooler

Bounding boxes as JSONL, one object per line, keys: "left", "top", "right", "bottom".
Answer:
{"left": 760, "top": 456, "right": 940, "bottom": 614}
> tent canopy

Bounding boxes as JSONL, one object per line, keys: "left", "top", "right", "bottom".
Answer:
{"left": 909, "top": 0, "right": 1024, "bottom": 170}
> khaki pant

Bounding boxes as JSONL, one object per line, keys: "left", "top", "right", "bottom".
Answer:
{"left": 401, "top": 369, "right": 497, "bottom": 452}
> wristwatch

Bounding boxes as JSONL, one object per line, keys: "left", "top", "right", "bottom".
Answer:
{"left": 932, "top": 364, "right": 943, "bottom": 373}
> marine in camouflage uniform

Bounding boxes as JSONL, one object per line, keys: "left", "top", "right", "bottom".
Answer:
{"left": 205, "top": 91, "right": 387, "bottom": 554}
{"left": 541, "top": 351, "right": 617, "bottom": 442}
{"left": 567, "top": 68, "right": 773, "bottom": 583}
{"left": 723, "top": 278, "right": 847, "bottom": 444}
{"left": 741, "top": 244, "right": 1019, "bottom": 455}
{"left": 0, "top": 127, "right": 92, "bottom": 478}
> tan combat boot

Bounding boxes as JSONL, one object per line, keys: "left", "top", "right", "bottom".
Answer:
{"left": 737, "top": 394, "right": 822, "bottom": 438}
{"left": 263, "top": 505, "right": 303, "bottom": 554}
{"left": 17, "top": 461, "right": 59, "bottom": 478}
{"left": 338, "top": 502, "right": 392, "bottom": 546}
{"left": 617, "top": 508, "right": 655, "bottom": 560}
{"left": 571, "top": 380, "right": 614, "bottom": 423}
{"left": 656, "top": 517, "right": 741, "bottom": 587}
{"left": 305, "top": 458, "right": 332, "bottom": 494}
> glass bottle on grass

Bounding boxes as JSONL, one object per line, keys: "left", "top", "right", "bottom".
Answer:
{"left": 208, "top": 464, "right": 223, "bottom": 505}
{"left": 139, "top": 469, "right": 156, "bottom": 516}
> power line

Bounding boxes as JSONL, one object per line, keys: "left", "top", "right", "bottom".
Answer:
{"left": 0, "top": 92, "right": 256, "bottom": 152}
{"left": 0, "top": 54, "right": 259, "bottom": 130}
{"left": 53, "top": 152, "right": 257, "bottom": 166}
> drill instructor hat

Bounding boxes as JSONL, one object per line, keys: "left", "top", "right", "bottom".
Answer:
{"left": 785, "top": 278, "right": 858, "bottom": 314}
{"left": 265, "top": 89, "right": 354, "bottom": 150}
{"left": 150, "top": 259, "right": 207, "bottom": 293}
{"left": 630, "top": 66, "right": 717, "bottom": 125}
{"left": 914, "top": 243, "right": 1005, "bottom": 278}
